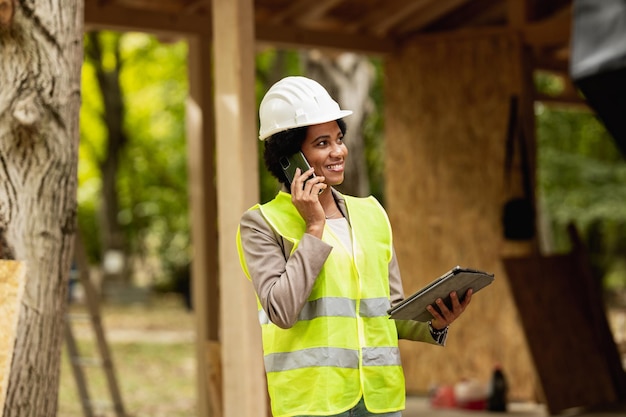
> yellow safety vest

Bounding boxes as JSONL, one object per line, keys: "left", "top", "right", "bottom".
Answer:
{"left": 237, "top": 191, "right": 405, "bottom": 417}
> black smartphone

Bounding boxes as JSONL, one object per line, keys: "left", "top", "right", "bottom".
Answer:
{"left": 279, "top": 151, "right": 315, "bottom": 189}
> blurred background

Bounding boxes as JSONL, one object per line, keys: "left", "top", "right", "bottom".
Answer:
{"left": 59, "top": 30, "right": 626, "bottom": 416}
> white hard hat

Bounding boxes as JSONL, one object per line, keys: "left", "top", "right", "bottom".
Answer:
{"left": 258, "top": 76, "right": 353, "bottom": 141}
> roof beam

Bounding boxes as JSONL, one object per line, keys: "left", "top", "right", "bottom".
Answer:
{"left": 344, "top": 0, "right": 431, "bottom": 37}
{"left": 521, "top": 5, "right": 571, "bottom": 48}
{"left": 84, "top": 0, "right": 211, "bottom": 35}
{"left": 255, "top": 23, "right": 396, "bottom": 55}
{"left": 393, "top": 0, "right": 474, "bottom": 35}
{"left": 268, "top": 0, "right": 343, "bottom": 25}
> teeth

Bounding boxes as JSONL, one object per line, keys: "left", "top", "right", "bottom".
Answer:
{"left": 327, "top": 164, "right": 342, "bottom": 169}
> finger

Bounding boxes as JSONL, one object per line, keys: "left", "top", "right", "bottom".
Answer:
{"left": 297, "top": 168, "right": 317, "bottom": 192}
{"left": 290, "top": 168, "right": 302, "bottom": 196}
{"left": 461, "top": 289, "right": 473, "bottom": 308}
{"left": 426, "top": 304, "right": 444, "bottom": 322}
{"left": 449, "top": 291, "right": 461, "bottom": 308}
{"left": 293, "top": 168, "right": 307, "bottom": 191}
{"left": 303, "top": 175, "right": 326, "bottom": 196}
{"left": 430, "top": 299, "right": 452, "bottom": 323}
{"left": 427, "top": 305, "right": 448, "bottom": 329}
{"left": 312, "top": 180, "right": 327, "bottom": 195}
{"left": 436, "top": 297, "right": 452, "bottom": 315}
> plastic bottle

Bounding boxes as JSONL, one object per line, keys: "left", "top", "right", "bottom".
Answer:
{"left": 486, "top": 364, "right": 508, "bottom": 412}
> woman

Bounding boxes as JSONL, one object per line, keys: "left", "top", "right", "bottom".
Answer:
{"left": 237, "top": 76, "right": 472, "bottom": 417}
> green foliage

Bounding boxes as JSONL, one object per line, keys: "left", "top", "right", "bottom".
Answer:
{"left": 79, "top": 32, "right": 190, "bottom": 284}
{"left": 536, "top": 72, "right": 626, "bottom": 294}
{"left": 362, "top": 57, "right": 385, "bottom": 204}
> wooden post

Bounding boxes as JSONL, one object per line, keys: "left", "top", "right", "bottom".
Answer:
{"left": 187, "top": 33, "right": 219, "bottom": 417}
{"left": 211, "top": 0, "right": 267, "bottom": 416}
{"left": 0, "top": 261, "right": 26, "bottom": 411}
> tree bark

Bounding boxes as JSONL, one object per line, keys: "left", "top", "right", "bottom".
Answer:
{"left": 0, "top": 1, "right": 83, "bottom": 416}
{"left": 303, "top": 51, "right": 374, "bottom": 197}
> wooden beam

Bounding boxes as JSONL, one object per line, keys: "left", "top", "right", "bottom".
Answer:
{"left": 507, "top": 0, "right": 530, "bottom": 27}
{"left": 84, "top": 0, "right": 211, "bottom": 35}
{"left": 255, "top": 23, "right": 396, "bottom": 55}
{"left": 393, "top": 0, "right": 474, "bottom": 34}
{"left": 186, "top": 32, "right": 218, "bottom": 417}
{"left": 183, "top": 0, "right": 210, "bottom": 14}
{"left": 521, "top": 5, "right": 571, "bottom": 48}
{"left": 534, "top": 92, "right": 588, "bottom": 108}
{"left": 109, "top": 0, "right": 185, "bottom": 13}
{"left": 344, "top": 0, "right": 431, "bottom": 37}
{"left": 211, "top": 0, "right": 267, "bottom": 416}
{"left": 532, "top": 47, "right": 570, "bottom": 72}
{"left": 268, "top": 0, "right": 342, "bottom": 25}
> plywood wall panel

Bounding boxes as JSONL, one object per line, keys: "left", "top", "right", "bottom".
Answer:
{"left": 0, "top": 261, "right": 26, "bottom": 411}
{"left": 385, "top": 32, "right": 537, "bottom": 400}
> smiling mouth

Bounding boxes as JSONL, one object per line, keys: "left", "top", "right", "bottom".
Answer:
{"left": 326, "top": 163, "right": 344, "bottom": 171}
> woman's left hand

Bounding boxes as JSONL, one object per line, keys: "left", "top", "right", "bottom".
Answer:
{"left": 427, "top": 289, "right": 473, "bottom": 330}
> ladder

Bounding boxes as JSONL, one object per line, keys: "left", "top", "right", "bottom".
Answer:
{"left": 64, "top": 233, "right": 127, "bottom": 417}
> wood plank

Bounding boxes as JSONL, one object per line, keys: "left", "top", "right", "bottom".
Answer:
{"left": 255, "top": 23, "right": 395, "bottom": 55}
{"left": 206, "top": 341, "right": 222, "bottom": 417}
{"left": 186, "top": 32, "right": 218, "bottom": 417}
{"left": 521, "top": 5, "right": 571, "bottom": 47}
{"left": 211, "top": 0, "right": 267, "bottom": 416}
{"left": 268, "top": 0, "right": 343, "bottom": 25}
{"left": 344, "top": 0, "right": 431, "bottom": 37}
{"left": 84, "top": 0, "right": 211, "bottom": 35}
{"left": 503, "top": 232, "right": 626, "bottom": 413}
{"left": 393, "top": 0, "right": 475, "bottom": 34}
{"left": 507, "top": 0, "right": 529, "bottom": 27}
{"left": 0, "top": 261, "right": 26, "bottom": 412}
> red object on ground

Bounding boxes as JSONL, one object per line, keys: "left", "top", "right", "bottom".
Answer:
{"left": 430, "top": 385, "right": 457, "bottom": 408}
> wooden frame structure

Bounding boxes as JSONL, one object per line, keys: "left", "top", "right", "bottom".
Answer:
{"left": 83, "top": 1, "right": 626, "bottom": 416}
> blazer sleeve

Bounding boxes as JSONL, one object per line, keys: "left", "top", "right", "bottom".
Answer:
{"left": 238, "top": 208, "right": 332, "bottom": 329}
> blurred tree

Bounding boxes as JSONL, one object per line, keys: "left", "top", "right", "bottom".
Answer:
{"left": 84, "top": 31, "right": 130, "bottom": 286}
{"left": 303, "top": 51, "right": 376, "bottom": 197}
{"left": 79, "top": 32, "right": 189, "bottom": 292}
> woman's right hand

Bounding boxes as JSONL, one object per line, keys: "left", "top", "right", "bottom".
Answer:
{"left": 290, "top": 167, "right": 327, "bottom": 238}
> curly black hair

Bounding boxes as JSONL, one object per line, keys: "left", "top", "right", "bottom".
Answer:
{"left": 264, "top": 119, "right": 347, "bottom": 188}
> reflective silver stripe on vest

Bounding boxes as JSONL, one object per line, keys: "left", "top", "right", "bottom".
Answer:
{"left": 359, "top": 297, "right": 391, "bottom": 317}
{"left": 265, "top": 347, "right": 359, "bottom": 372}
{"left": 362, "top": 346, "right": 402, "bottom": 366}
{"left": 264, "top": 346, "right": 401, "bottom": 372}
{"left": 258, "top": 297, "right": 390, "bottom": 325}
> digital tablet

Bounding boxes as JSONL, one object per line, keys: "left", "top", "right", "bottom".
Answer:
{"left": 387, "top": 266, "right": 494, "bottom": 322}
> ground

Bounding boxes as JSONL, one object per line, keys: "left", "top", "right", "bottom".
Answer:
{"left": 59, "top": 293, "right": 196, "bottom": 417}
{"left": 58, "top": 292, "right": 626, "bottom": 417}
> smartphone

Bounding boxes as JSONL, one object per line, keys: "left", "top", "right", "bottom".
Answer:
{"left": 279, "top": 151, "right": 315, "bottom": 189}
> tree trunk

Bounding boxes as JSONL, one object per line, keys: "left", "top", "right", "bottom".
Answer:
{"left": 85, "top": 31, "right": 130, "bottom": 287}
{"left": 0, "top": 1, "right": 83, "bottom": 416}
{"left": 303, "top": 51, "right": 374, "bottom": 197}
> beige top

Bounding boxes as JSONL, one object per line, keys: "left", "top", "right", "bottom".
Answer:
{"left": 238, "top": 189, "right": 443, "bottom": 344}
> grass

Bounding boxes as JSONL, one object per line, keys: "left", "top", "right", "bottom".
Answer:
{"left": 58, "top": 293, "right": 196, "bottom": 417}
